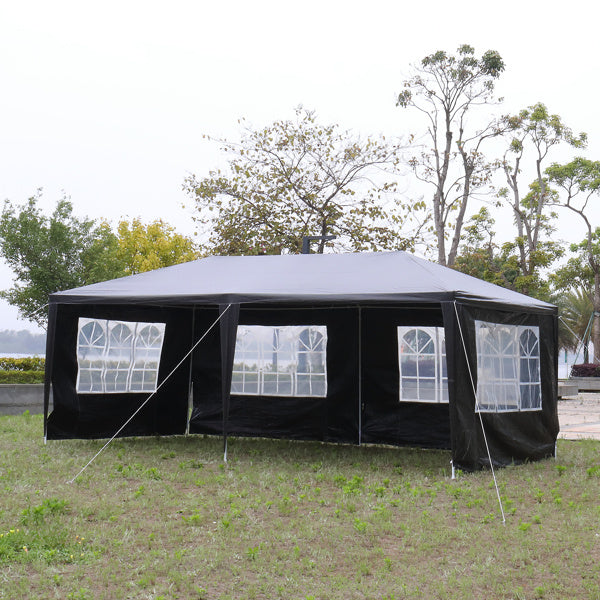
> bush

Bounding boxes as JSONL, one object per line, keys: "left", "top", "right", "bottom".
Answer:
{"left": 570, "top": 363, "right": 600, "bottom": 377}
{"left": 0, "top": 357, "right": 45, "bottom": 384}
{"left": 0, "top": 357, "right": 45, "bottom": 372}
{"left": 0, "top": 371, "right": 45, "bottom": 384}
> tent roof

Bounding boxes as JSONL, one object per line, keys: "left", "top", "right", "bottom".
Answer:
{"left": 50, "top": 251, "right": 556, "bottom": 312}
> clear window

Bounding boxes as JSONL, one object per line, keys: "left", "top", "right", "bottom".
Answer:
{"left": 475, "top": 321, "right": 541, "bottom": 412}
{"left": 76, "top": 318, "right": 166, "bottom": 394}
{"left": 398, "top": 326, "right": 448, "bottom": 403}
{"left": 131, "top": 323, "right": 166, "bottom": 392}
{"left": 231, "top": 325, "right": 327, "bottom": 397}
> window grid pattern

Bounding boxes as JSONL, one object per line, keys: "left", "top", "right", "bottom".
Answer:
{"left": 398, "top": 326, "right": 448, "bottom": 403}
{"left": 231, "top": 325, "right": 327, "bottom": 397}
{"left": 77, "top": 318, "right": 165, "bottom": 394}
{"left": 475, "top": 321, "right": 541, "bottom": 413}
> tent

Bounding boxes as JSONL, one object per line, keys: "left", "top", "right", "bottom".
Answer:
{"left": 44, "top": 251, "right": 559, "bottom": 470}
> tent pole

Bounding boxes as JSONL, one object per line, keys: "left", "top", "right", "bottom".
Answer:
{"left": 358, "top": 306, "right": 362, "bottom": 446}
{"left": 453, "top": 301, "right": 506, "bottom": 524}
{"left": 43, "top": 303, "right": 58, "bottom": 442}
{"left": 220, "top": 303, "right": 240, "bottom": 464}
{"left": 185, "top": 307, "right": 196, "bottom": 436}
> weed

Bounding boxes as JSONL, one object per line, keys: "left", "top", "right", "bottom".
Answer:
{"left": 182, "top": 510, "right": 202, "bottom": 525}
{"left": 342, "top": 475, "right": 364, "bottom": 495}
{"left": 353, "top": 518, "right": 368, "bottom": 533}
{"left": 587, "top": 465, "right": 600, "bottom": 477}
{"left": 145, "top": 467, "right": 162, "bottom": 480}
{"left": 372, "top": 485, "right": 386, "bottom": 497}
{"left": 194, "top": 586, "right": 209, "bottom": 599}
{"left": 333, "top": 474, "right": 347, "bottom": 486}
{"left": 67, "top": 589, "right": 92, "bottom": 600}
{"left": 21, "top": 498, "right": 69, "bottom": 524}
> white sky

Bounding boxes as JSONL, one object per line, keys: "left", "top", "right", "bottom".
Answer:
{"left": 0, "top": 0, "right": 599, "bottom": 333}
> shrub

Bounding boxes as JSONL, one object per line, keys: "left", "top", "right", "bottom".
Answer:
{"left": 0, "top": 371, "right": 45, "bottom": 384}
{"left": 570, "top": 363, "right": 600, "bottom": 377}
{"left": 0, "top": 357, "right": 45, "bottom": 372}
{"left": 0, "top": 357, "right": 45, "bottom": 384}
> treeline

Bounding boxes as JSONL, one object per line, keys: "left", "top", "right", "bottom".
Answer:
{"left": 0, "top": 330, "right": 46, "bottom": 354}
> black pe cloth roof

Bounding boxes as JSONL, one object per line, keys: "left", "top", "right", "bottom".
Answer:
{"left": 50, "top": 251, "right": 555, "bottom": 312}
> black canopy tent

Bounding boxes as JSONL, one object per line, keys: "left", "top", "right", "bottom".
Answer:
{"left": 44, "top": 251, "right": 559, "bottom": 471}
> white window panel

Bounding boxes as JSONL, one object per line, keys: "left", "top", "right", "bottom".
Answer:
{"left": 398, "top": 326, "right": 448, "bottom": 403}
{"left": 76, "top": 318, "right": 166, "bottom": 394}
{"left": 104, "top": 321, "right": 135, "bottom": 393}
{"left": 130, "top": 323, "right": 166, "bottom": 392}
{"left": 231, "top": 325, "right": 327, "bottom": 397}
{"left": 475, "top": 321, "right": 541, "bottom": 413}
{"left": 77, "top": 319, "right": 107, "bottom": 393}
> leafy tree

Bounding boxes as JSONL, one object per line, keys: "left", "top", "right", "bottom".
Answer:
{"left": 0, "top": 193, "right": 124, "bottom": 326}
{"left": 453, "top": 207, "right": 520, "bottom": 288}
{"left": 547, "top": 158, "right": 600, "bottom": 361}
{"left": 397, "top": 44, "right": 506, "bottom": 266}
{"left": 496, "top": 178, "right": 563, "bottom": 298}
{"left": 0, "top": 196, "right": 199, "bottom": 327}
{"left": 184, "top": 107, "right": 424, "bottom": 255}
{"left": 497, "top": 103, "right": 586, "bottom": 294}
{"left": 115, "top": 218, "right": 199, "bottom": 276}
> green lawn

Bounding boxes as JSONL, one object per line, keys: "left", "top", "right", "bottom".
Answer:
{"left": 1, "top": 412, "right": 599, "bottom": 599}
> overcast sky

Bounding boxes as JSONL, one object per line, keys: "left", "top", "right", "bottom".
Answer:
{"left": 0, "top": 0, "right": 598, "bottom": 333}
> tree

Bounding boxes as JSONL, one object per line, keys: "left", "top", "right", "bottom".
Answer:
{"left": 183, "top": 107, "right": 424, "bottom": 255}
{"left": 0, "top": 193, "right": 124, "bottom": 326}
{"left": 0, "top": 196, "right": 200, "bottom": 327}
{"left": 546, "top": 158, "right": 600, "bottom": 361}
{"left": 397, "top": 44, "right": 506, "bottom": 266}
{"left": 556, "top": 288, "right": 594, "bottom": 360}
{"left": 115, "top": 218, "right": 199, "bottom": 276}
{"left": 497, "top": 103, "right": 586, "bottom": 295}
{"left": 453, "top": 207, "right": 520, "bottom": 288}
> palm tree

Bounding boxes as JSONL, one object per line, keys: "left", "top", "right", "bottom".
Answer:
{"left": 559, "top": 288, "right": 593, "bottom": 362}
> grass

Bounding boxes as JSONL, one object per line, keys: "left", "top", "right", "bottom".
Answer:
{"left": 1, "top": 413, "right": 600, "bottom": 599}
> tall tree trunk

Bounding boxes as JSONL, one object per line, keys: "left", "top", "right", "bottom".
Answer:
{"left": 448, "top": 146, "right": 474, "bottom": 267}
{"left": 434, "top": 190, "right": 446, "bottom": 266}
{"left": 434, "top": 118, "right": 453, "bottom": 266}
